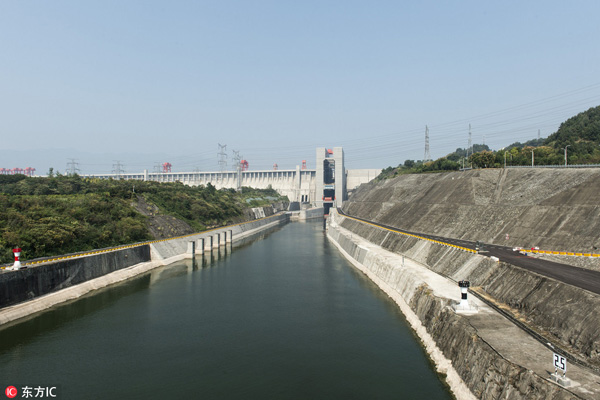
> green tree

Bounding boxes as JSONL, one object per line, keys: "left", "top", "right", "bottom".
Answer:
{"left": 469, "top": 151, "right": 495, "bottom": 168}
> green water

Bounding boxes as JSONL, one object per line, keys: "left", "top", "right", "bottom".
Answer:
{"left": 0, "top": 221, "right": 452, "bottom": 399}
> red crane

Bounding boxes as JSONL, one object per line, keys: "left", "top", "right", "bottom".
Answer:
{"left": 273, "top": 163, "right": 278, "bottom": 170}
{"left": 24, "top": 167, "right": 36, "bottom": 176}
{"left": 240, "top": 160, "right": 249, "bottom": 171}
{"left": 302, "top": 160, "right": 307, "bottom": 170}
{"left": 162, "top": 162, "right": 172, "bottom": 173}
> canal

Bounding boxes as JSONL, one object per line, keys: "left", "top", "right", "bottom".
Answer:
{"left": 0, "top": 221, "right": 452, "bottom": 399}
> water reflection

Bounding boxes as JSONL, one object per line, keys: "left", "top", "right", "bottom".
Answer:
{"left": 0, "top": 223, "right": 285, "bottom": 349}
{"left": 0, "top": 274, "right": 152, "bottom": 354}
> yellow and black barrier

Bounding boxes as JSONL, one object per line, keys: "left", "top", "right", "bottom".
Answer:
{"left": 340, "top": 214, "right": 478, "bottom": 255}
{"left": 520, "top": 249, "right": 600, "bottom": 258}
{"left": 9, "top": 213, "right": 282, "bottom": 269}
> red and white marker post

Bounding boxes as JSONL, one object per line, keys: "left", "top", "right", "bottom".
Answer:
{"left": 11, "top": 248, "right": 22, "bottom": 270}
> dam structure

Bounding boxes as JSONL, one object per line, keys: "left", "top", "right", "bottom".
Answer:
{"left": 315, "top": 147, "right": 346, "bottom": 214}
{"left": 83, "top": 147, "right": 380, "bottom": 205}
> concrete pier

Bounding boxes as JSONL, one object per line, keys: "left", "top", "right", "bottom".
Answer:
{"left": 205, "top": 236, "right": 213, "bottom": 252}
{"left": 187, "top": 241, "right": 195, "bottom": 255}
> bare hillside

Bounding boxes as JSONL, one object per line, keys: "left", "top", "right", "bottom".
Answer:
{"left": 344, "top": 168, "right": 600, "bottom": 253}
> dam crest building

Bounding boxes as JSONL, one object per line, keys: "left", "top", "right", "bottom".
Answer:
{"left": 85, "top": 147, "right": 380, "bottom": 207}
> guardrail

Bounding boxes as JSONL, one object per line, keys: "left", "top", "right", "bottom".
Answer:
{"left": 506, "top": 164, "right": 600, "bottom": 169}
{"left": 519, "top": 249, "right": 600, "bottom": 258}
{"left": 339, "top": 213, "right": 478, "bottom": 255}
{"left": 2, "top": 213, "right": 284, "bottom": 269}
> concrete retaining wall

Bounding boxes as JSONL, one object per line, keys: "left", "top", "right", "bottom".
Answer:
{"left": 0, "top": 212, "right": 289, "bottom": 325}
{"left": 338, "top": 216, "right": 600, "bottom": 368}
{"left": 133, "top": 213, "right": 289, "bottom": 265}
{"left": 0, "top": 246, "right": 150, "bottom": 309}
{"left": 289, "top": 207, "right": 324, "bottom": 221}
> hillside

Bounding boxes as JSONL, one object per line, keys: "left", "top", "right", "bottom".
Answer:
{"left": 377, "top": 105, "right": 600, "bottom": 179}
{"left": 546, "top": 105, "right": 600, "bottom": 149}
{"left": 344, "top": 168, "right": 600, "bottom": 253}
{"left": 0, "top": 174, "right": 288, "bottom": 263}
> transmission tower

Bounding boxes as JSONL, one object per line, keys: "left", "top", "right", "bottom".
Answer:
{"left": 112, "top": 160, "right": 125, "bottom": 178}
{"left": 232, "top": 150, "right": 241, "bottom": 164}
{"left": 217, "top": 143, "right": 227, "bottom": 183}
{"left": 468, "top": 124, "right": 472, "bottom": 157}
{"left": 232, "top": 150, "right": 242, "bottom": 191}
{"left": 66, "top": 158, "right": 80, "bottom": 176}
{"left": 217, "top": 144, "right": 227, "bottom": 171}
{"left": 424, "top": 125, "right": 431, "bottom": 161}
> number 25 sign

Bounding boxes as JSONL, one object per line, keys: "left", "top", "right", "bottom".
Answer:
{"left": 553, "top": 353, "right": 567, "bottom": 372}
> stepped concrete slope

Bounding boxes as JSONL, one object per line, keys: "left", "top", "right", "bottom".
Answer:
{"left": 344, "top": 168, "right": 600, "bottom": 253}
{"left": 327, "top": 212, "right": 598, "bottom": 399}
{"left": 336, "top": 169, "right": 600, "bottom": 398}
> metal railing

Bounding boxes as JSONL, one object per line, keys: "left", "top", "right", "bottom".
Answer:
{"left": 506, "top": 164, "right": 600, "bottom": 169}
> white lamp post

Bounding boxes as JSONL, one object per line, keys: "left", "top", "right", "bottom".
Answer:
{"left": 563, "top": 145, "right": 571, "bottom": 166}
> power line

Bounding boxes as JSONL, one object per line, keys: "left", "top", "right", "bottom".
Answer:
{"left": 69, "top": 83, "right": 600, "bottom": 172}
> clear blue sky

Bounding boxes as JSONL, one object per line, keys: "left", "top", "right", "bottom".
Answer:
{"left": 1, "top": 1, "right": 600, "bottom": 174}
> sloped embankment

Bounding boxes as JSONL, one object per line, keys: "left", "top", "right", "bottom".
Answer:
{"left": 342, "top": 169, "right": 600, "bottom": 367}
{"left": 344, "top": 168, "right": 600, "bottom": 253}
{"left": 327, "top": 215, "right": 585, "bottom": 399}
{"left": 338, "top": 216, "right": 600, "bottom": 369}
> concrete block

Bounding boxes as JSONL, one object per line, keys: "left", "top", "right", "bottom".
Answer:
{"left": 452, "top": 302, "right": 479, "bottom": 314}
{"left": 205, "top": 236, "right": 213, "bottom": 252}
{"left": 549, "top": 374, "right": 572, "bottom": 387}
{"left": 187, "top": 241, "right": 195, "bottom": 255}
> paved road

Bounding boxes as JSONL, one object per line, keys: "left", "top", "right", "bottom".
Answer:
{"left": 338, "top": 209, "right": 600, "bottom": 295}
